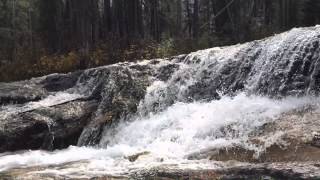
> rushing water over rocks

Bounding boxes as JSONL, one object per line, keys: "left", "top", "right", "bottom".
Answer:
{"left": 0, "top": 26, "right": 320, "bottom": 179}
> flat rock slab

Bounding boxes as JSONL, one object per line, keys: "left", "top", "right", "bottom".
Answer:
{"left": 1, "top": 161, "right": 319, "bottom": 180}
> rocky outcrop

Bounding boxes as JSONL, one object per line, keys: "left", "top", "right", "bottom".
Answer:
{"left": 0, "top": 59, "right": 177, "bottom": 152}
{"left": 0, "top": 26, "right": 320, "bottom": 154}
{"left": 185, "top": 106, "right": 320, "bottom": 163}
{"left": 136, "top": 162, "right": 320, "bottom": 180}
{"left": 0, "top": 100, "right": 97, "bottom": 152}
{"left": 76, "top": 65, "right": 152, "bottom": 146}
{"left": 0, "top": 71, "right": 82, "bottom": 106}
{"left": 1, "top": 162, "right": 319, "bottom": 180}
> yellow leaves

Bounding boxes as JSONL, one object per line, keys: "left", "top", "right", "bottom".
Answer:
{"left": 156, "top": 38, "right": 176, "bottom": 58}
{"left": 63, "top": 52, "right": 79, "bottom": 71}
{"left": 38, "top": 51, "right": 79, "bottom": 74}
{"left": 90, "top": 48, "right": 106, "bottom": 67}
{"left": 0, "top": 39, "right": 181, "bottom": 82}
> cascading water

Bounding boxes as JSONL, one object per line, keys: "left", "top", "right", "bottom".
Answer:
{"left": 0, "top": 95, "right": 317, "bottom": 177}
{"left": 0, "top": 26, "right": 320, "bottom": 179}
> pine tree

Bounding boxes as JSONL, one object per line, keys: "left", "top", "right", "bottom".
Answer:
{"left": 303, "top": 0, "right": 320, "bottom": 26}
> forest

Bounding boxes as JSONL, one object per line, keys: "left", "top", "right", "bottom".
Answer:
{"left": 0, "top": 0, "right": 320, "bottom": 81}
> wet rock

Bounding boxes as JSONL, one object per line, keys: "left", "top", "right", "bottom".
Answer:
{"left": 41, "top": 71, "right": 82, "bottom": 92}
{"left": 311, "top": 132, "right": 320, "bottom": 147}
{"left": 188, "top": 106, "right": 320, "bottom": 163}
{"left": 218, "top": 162, "right": 320, "bottom": 180}
{"left": 126, "top": 151, "right": 150, "bottom": 162}
{"left": 77, "top": 65, "right": 152, "bottom": 146}
{"left": 0, "top": 71, "right": 82, "bottom": 106}
{"left": 207, "top": 143, "right": 320, "bottom": 163}
{"left": 0, "top": 100, "right": 97, "bottom": 152}
{"left": 156, "top": 63, "right": 180, "bottom": 81}
{"left": 1, "top": 161, "right": 319, "bottom": 180}
{"left": 133, "top": 162, "right": 320, "bottom": 180}
{"left": 0, "top": 62, "right": 160, "bottom": 152}
{"left": 0, "top": 81, "right": 46, "bottom": 105}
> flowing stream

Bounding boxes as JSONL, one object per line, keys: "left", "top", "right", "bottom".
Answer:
{"left": 0, "top": 26, "right": 320, "bottom": 178}
{"left": 0, "top": 94, "right": 319, "bottom": 178}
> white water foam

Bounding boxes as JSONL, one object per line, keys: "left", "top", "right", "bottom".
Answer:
{"left": 0, "top": 94, "right": 318, "bottom": 177}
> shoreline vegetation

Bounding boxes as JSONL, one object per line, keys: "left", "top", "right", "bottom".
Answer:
{"left": 1, "top": 0, "right": 320, "bottom": 82}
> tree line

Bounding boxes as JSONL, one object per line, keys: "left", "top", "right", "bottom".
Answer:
{"left": 0, "top": 0, "right": 320, "bottom": 81}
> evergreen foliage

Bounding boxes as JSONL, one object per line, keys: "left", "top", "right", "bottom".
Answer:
{"left": 0, "top": 0, "right": 320, "bottom": 81}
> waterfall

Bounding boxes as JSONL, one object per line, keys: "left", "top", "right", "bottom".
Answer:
{"left": 0, "top": 95, "right": 318, "bottom": 177}
{"left": 0, "top": 26, "right": 320, "bottom": 178}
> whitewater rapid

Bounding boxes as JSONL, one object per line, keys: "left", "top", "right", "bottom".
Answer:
{"left": 0, "top": 94, "right": 318, "bottom": 178}
{"left": 1, "top": 26, "right": 320, "bottom": 178}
